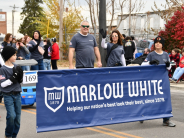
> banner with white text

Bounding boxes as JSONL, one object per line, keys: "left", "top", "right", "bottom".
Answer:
{"left": 36, "top": 65, "right": 173, "bottom": 133}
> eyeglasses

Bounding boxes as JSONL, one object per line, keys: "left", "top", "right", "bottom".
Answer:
{"left": 112, "top": 35, "right": 118, "bottom": 37}
{"left": 81, "top": 25, "right": 89, "bottom": 28}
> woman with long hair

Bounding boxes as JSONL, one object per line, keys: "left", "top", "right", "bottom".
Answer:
{"left": 1, "top": 33, "right": 16, "bottom": 48}
{"left": 100, "top": 29, "right": 126, "bottom": 67}
{"left": 28, "top": 30, "right": 45, "bottom": 70}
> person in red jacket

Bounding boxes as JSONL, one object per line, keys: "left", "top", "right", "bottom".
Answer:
{"left": 51, "top": 38, "right": 60, "bottom": 69}
{"left": 170, "top": 48, "right": 184, "bottom": 82}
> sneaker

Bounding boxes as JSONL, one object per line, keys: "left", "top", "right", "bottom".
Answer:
{"left": 169, "top": 78, "right": 177, "bottom": 83}
{"left": 163, "top": 120, "right": 176, "bottom": 127}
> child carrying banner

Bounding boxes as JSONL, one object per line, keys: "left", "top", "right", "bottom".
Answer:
{"left": 141, "top": 36, "right": 176, "bottom": 127}
{"left": 0, "top": 46, "right": 23, "bottom": 138}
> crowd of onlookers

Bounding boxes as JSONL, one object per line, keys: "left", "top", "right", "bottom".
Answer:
{"left": 0, "top": 31, "right": 60, "bottom": 71}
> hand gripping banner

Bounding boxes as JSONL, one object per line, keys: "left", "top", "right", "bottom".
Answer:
{"left": 36, "top": 65, "right": 173, "bottom": 133}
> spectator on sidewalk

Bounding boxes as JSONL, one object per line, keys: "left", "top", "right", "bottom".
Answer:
{"left": 69, "top": 20, "right": 102, "bottom": 69}
{"left": 28, "top": 30, "right": 45, "bottom": 70}
{"left": 130, "top": 48, "right": 150, "bottom": 65}
{"left": 43, "top": 39, "right": 52, "bottom": 70}
{"left": 170, "top": 48, "right": 184, "bottom": 82}
{"left": 0, "top": 46, "right": 23, "bottom": 138}
{"left": 100, "top": 29, "right": 126, "bottom": 67}
{"left": 141, "top": 36, "right": 175, "bottom": 127}
{"left": 51, "top": 38, "right": 59, "bottom": 70}
{"left": 169, "top": 48, "right": 180, "bottom": 78}
{"left": 123, "top": 36, "right": 135, "bottom": 65}
{"left": 16, "top": 38, "right": 30, "bottom": 71}
{"left": 1, "top": 33, "right": 16, "bottom": 49}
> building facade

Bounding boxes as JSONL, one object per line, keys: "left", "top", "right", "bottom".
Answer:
{"left": 0, "top": 9, "right": 7, "bottom": 34}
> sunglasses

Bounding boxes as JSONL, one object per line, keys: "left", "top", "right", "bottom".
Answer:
{"left": 81, "top": 25, "right": 89, "bottom": 28}
{"left": 112, "top": 35, "right": 118, "bottom": 37}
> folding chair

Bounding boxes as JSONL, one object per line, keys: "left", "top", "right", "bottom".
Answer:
{"left": 176, "top": 73, "right": 184, "bottom": 83}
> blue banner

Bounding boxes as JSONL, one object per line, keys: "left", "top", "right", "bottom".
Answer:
{"left": 36, "top": 65, "right": 173, "bottom": 133}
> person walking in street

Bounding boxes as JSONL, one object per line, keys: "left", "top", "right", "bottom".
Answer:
{"left": 123, "top": 36, "right": 135, "bottom": 65}
{"left": 69, "top": 20, "right": 102, "bottom": 69}
{"left": 141, "top": 36, "right": 175, "bottom": 127}
{"left": 43, "top": 39, "right": 52, "bottom": 70}
{"left": 100, "top": 29, "right": 126, "bottom": 67}
{"left": 0, "top": 46, "right": 23, "bottom": 138}
{"left": 28, "top": 30, "right": 45, "bottom": 70}
{"left": 51, "top": 38, "right": 59, "bottom": 70}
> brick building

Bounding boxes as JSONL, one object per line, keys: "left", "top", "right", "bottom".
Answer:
{"left": 0, "top": 9, "right": 7, "bottom": 34}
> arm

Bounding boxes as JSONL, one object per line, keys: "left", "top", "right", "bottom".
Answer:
{"left": 121, "top": 54, "right": 126, "bottom": 66}
{"left": 20, "top": 42, "right": 30, "bottom": 54}
{"left": 0, "top": 54, "right": 5, "bottom": 66}
{"left": 101, "top": 38, "right": 107, "bottom": 49}
{"left": 1, "top": 79, "right": 13, "bottom": 88}
{"left": 69, "top": 48, "right": 75, "bottom": 69}
{"left": 94, "top": 47, "right": 102, "bottom": 67}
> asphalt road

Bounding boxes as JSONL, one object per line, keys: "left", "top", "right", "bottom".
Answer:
{"left": 0, "top": 88, "right": 183, "bottom": 138}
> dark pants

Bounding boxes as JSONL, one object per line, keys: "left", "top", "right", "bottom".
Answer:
{"left": 3, "top": 93, "right": 21, "bottom": 137}
{"left": 51, "top": 60, "right": 58, "bottom": 70}
{"left": 0, "top": 91, "right": 3, "bottom": 103}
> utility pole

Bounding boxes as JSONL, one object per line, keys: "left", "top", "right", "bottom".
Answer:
{"left": 128, "top": 0, "right": 131, "bottom": 36}
{"left": 10, "top": 4, "right": 18, "bottom": 36}
{"left": 59, "top": 0, "right": 63, "bottom": 60}
{"left": 99, "top": 0, "right": 106, "bottom": 67}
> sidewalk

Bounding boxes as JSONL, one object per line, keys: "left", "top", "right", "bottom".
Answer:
{"left": 170, "top": 81, "right": 184, "bottom": 90}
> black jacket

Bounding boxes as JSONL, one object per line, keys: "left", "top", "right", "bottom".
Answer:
{"left": 123, "top": 40, "right": 135, "bottom": 59}
{"left": 131, "top": 54, "right": 148, "bottom": 65}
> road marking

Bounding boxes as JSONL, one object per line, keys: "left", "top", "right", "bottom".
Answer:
{"left": 26, "top": 108, "right": 36, "bottom": 112}
{"left": 86, "top": 127, "right": 127, "bottom": 138}
{"left": 0, "top": 102, "right": 142, "bottom": 138}
{"left": 21, "top": 109, "right": 36, "bottom": 115}
{"left": 96, "top": 126, "right": 143, "bottom": 138}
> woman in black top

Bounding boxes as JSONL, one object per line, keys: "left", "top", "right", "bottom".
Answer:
{"left": 43, "top": 39, "right": 52, "bottom": 70}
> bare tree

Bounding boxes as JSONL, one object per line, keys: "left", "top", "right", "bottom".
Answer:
{"left": 72, "top": 0, "right": 145, "bottom": 34}
{"left": 152, "top": 0, "right": 183, "bottom": 23}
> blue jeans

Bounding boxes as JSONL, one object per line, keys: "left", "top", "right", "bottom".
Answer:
{"left": 3, "top": 93, "right": 21, "bottom": 137}
{"left": 172, "top": 67, "right": 184, "bottom": 80}
{"left": 43, "top": 59, "right": 51, "bottom": 70}
{"left": 31, "top": 59, "right": 45, "bottom": 70}
{"left": 21, "top": 66, "right": 30, "bottom": 71}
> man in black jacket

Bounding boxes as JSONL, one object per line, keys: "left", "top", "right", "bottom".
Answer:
{"left": 131, "top": 48, "right": 150, "bottom": 65}
{"left": 123, "top": 37, "right": 135, "bottom": 65}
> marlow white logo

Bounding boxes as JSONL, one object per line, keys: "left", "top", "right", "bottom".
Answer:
{"left": 44, "top": 87, "right": 65, "bottom": 113}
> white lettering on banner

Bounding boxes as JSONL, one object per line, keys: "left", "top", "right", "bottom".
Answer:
{"left": 80, "top": 85, "right": 88, "bottom": 102}
{"left": 98, "top": 84, "right": 104, "bottom": 100}
{"left": 67, "top": 86, "right": 80, "bottom": 103}
{"left": 89, "top": 85, "right": 97, "bottom": 101}
{"left": 113, "top": 83, "right": 124, "bottom": 98}
{"left": 128, "top": 80, "right": 163, "bottom": 97}
{"left": 44, "top": 80, "right": 165, "bottom": 112}
{"left": 158, "top": 80, "right": 163, "bottom": 94}
{"left": 104, "top": 84, "right": 112, "bottom": 99}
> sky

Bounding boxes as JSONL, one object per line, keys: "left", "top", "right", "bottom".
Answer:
{"left": 0, "top": 0, "right": 167, "bottom": 36}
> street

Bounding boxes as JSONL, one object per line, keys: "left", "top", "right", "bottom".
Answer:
{"left": 0, "top": 87, "right": 184, "bottom": 138}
